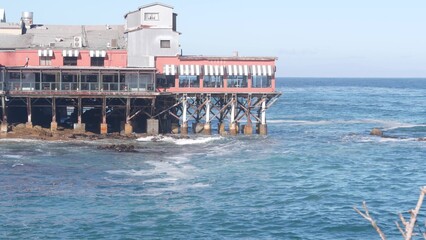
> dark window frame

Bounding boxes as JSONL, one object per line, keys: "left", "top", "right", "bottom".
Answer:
{"left": 160, "top": 40, "right": 171, "bottom": 48}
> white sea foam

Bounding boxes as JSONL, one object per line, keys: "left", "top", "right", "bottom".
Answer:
{"left": 3, "top": 154, "right": 24, "bottom": 159}
{"left": 382, "top": 124, "right": 426, "bottom": 131}
{"left": 137, "top": 183, "right": 210, "bottom": 196}
{"left": 268, "top": 119, "right": 424, "bottom": 129}
{"left": 106, "top": 169, "right": 152, "bottom": 177}
{"left": 12, "top": 163, "right": 24, "bottom": 168}
{"left": 137, "top": 135, "right": 222, "bottom": 145}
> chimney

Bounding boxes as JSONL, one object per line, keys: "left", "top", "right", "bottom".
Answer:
{"left": 21, "top": 11, "right": 33, "bottom": 29}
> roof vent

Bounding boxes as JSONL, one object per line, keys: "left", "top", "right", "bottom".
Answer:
{"left": 21, "top": 11, "right": 33, "bottom": 29}
{"left": 110, "top": 39, "right": 118, "bottom": 49}
{"left": 73, "top": 36, "right": 82, "bottom": 48}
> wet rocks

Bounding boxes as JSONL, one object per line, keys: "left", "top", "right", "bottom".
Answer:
{"left": 370, "top": 128, "right": 383, "bottom": 136}
{"left": 97, "top": 144, "right": 137, "bottom": 152}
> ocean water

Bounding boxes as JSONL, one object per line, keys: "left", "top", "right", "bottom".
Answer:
{"left": 1, "top": 78, "right": 426, "bottom": 239}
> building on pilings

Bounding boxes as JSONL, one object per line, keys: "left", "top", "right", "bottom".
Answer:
{"left": 0, "top": 3, "right": 280, "bottom": 135}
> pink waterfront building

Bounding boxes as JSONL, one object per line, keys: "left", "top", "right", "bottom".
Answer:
{"left": 0, "top": 3, "right": 280, "bottom": 135}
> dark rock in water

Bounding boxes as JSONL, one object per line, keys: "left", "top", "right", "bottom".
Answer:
{"left": 370, "top": 128, "right": 383, "bottom": 136}
{"left": 97, "top": 144, "right": 137, "bottom": 152}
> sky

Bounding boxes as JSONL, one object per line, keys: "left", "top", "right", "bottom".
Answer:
{"left": 1, "top": 0, "right": 426, "bottom": 77}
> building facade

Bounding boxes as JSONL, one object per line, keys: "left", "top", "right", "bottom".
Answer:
{"left": 0, "top": 3, "right": 280, "bottom": 135}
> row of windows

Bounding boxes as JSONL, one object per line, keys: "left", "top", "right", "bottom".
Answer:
{"left": 39, "top": 57, "right": 105, "bottom": 67}
{"left": 156, "top": 76, "right": 272, "bottom": 88}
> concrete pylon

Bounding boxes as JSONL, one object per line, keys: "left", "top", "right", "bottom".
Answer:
{"left": 259, "top": 124, "right": 267, "bottom": 135}
{"left": 50, "top": 121, "right": 58, "bottom": 132}
{"left": 124, "top": 123, "right": 133, "bottom": 135}
{"left": 244, "top": 123, "right": 253, "bottom": 135}
{"left": 147, "top": 119, "right": 159, "bottom": 135}
{"left": 203, "top": 123, "right": 211, "bottom": 135}
{"left": 181, "top": 122, "right": 188, "bottom": 135}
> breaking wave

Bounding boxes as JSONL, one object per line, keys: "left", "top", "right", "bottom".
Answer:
{"left": 136, "top": 135, "right": 222, "bottom": 145}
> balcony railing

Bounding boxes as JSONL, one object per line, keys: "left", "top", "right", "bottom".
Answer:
{"left": 3, "top": 82, "right": 154, "bottom": 93}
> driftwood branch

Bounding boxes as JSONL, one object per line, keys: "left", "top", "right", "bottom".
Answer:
{"left": 403, "top": 187, "right": 426, "bottom": 240}
{"left": 355, "top": 187, "right": 426, "bottom": 240}
{"left": 354, "top": 201, "right": 387, "bottom": 240}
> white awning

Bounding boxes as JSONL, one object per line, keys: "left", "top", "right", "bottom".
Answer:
{"left": 163, "top": 64, "right": 176, "bottom": 75}
{"left": 227, "top": 65, "right": 249, "bottom": 76}
{"left": 62, "top": 49, "right": 79, "bottom": 57}
{"left": 204, "top": 65, "right": 224, "bottom": 76}
{"left": 38, "top": 49, "right": 53, "bottom": 57}
{"left": 179, "top": 65, "right": 201, "bottom": 75}
{"left": 251, "top": 65, "right": 274, "bottom": 76}
{"left": 89, "top": 50, "right": 106, "bottom": 57}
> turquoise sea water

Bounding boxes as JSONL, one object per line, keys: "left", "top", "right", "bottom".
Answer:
{"left": 1, "top": 78, "right": 426, "bottom": 239}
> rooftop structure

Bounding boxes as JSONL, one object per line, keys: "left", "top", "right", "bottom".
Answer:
{"left": 0, "top": 3, "right": 280, "bottom": 136}
{"left": 0, "top": 9, "right": 5, "bottom": 23}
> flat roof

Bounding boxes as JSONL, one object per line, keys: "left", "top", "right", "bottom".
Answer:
{"left": 178, "top": 55, "right": 278, "bottom": 61}
{"left": 0, "top": 24, "right": 125, "bottom": 50}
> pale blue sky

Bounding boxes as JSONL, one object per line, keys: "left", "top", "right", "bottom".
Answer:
{"left": 2, "top": 0, "right": 426, "bottom": 77}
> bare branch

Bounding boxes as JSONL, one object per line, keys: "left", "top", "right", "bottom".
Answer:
{"left": 405, "top": 187, "right": 426, "bottom": 240}
{"left": 354, "top": 202, "right": 387, "bottom": 240}
{"left": 396, "top": 221, "right": 406, "bottom": 238}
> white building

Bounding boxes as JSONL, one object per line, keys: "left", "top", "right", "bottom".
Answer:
{"left": 125, "top": 3, "right": 180, "bottom": 67}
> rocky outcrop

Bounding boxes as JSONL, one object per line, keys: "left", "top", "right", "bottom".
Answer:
{"left": 370, "top": 128, "right": 383, "bottom": 136}
{"left": 97, "top": 144, "right": 137, "bottom": 152}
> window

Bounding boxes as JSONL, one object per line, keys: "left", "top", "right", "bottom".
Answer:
{"left": 179, "top": 75, "right": 200, "bottom": 88}
{"left": 40, "top": 56, "right": 52, "bottom": 66}
{"left": 203, "top": 76, "right": 223, "bottom": 88}
{"left": 227, "top": 76, "right": 248, "bottom": 88}
{"left": 160, "top": 40, "right": 171, "bottom": 48}
{"left": 63, "top": 57, "right": 77, "bottom": 66}
{"left": 91, "top": 57, "right": 104, "bottom": 67}
{"left": 145, "top": 13, "right": 159, "bottom": 21}
{"left": 252, "top": 76, "right": 272, "bottom": 88}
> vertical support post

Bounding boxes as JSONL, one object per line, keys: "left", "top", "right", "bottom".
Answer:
{"left": 244, "top": 95, "right": 253, "bottom": 135}
{"left": 203, "top": 95, "right": 211, "bottom": 135}
{"left": 1, "top": 96, "right": 7, "bottom": 133}
{"left": 259, "top": 98, "right": 268, "bottom": 135}
{"left": 124, "top": 97, "right": 133, "bottom": 135}
{"left": 229, "top": 95, "right": 237, "bottom": 135}
{"left": 26, "top": 97, "right": 32, "bottom": 128}
{"left": 218, "top": 97, "right": 226, "bottom": 135}
{"left": 181, "top": 96, "right": 188, "bottom": 135}
{"left": 100, "top": 97, "right": 107, "bottom": 134}
{"left": 73, "top": 97, "right": 85, "bottom": 133}
{"left": 78, "top": 97, "right": 82, "bottom": 125}
{"left": 50, "top": 97, "right": 57, "bottom": 131}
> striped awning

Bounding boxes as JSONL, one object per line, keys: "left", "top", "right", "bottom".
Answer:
{"left": 251, "top": 65, "right": 273, "bottom": 76}
{"left": 89, "top": 50, "right": 106, "bottom": 57}
{"left": 179, "top": 65, "right": 201, "bottom": 76}
{"left": 163, "top": 64, "right": 176, "bottom": 75}
{"left": 62, "top": 49, "right": 79, "bottom": 57}
{"left": 38, "top": 49, "right": 54, "bottom": 57}
{"left": 227, "top": 65, "right": 249, "bottom": 76}
{"left": 204, "top": 65, "right": 225, "bottom": 76}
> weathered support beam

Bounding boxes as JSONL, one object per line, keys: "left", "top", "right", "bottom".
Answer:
{"left": 74, "top": 97, "right": 85, "bottom": 133}
{"left": 259, "top": 98, "right": 267, "bottom": 135}
{"left": 26, "top": 97, "right": 32, "bottom": 129}
{"left": 51, "top": 97, "right": 57, "bottom": 131}
{"left": 100, "top": 97, "right": 107, "bottom": 134}
{"left": 244, "top": 96, "right": 253, "bottom": 135}
{"left": 204, "top": 95, "right": 211, "bottom": 135}
{"left": 1, "top": 96, "right": 7, "bottom": 133}
{"left": 229, "top": 95, "right": 237, "bottom": 135}
{"left": 124, "top": 97, "right": 133, "bottom": 135}
{"left": 181, "top": 96, "right": 188, "bottom": 135}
